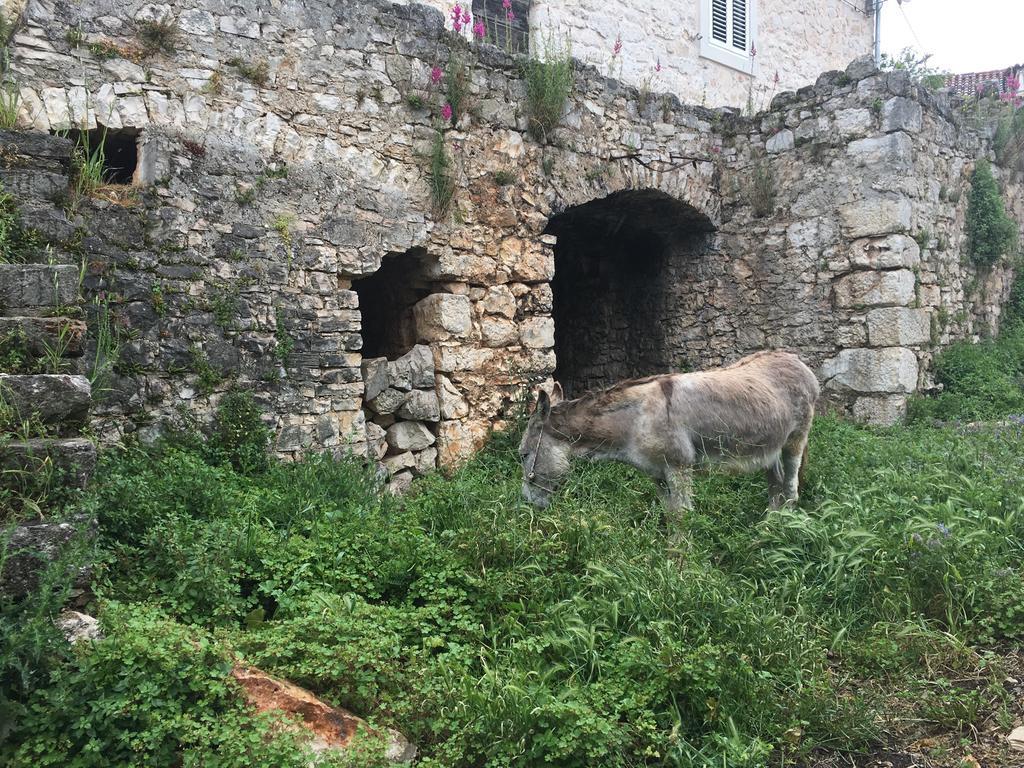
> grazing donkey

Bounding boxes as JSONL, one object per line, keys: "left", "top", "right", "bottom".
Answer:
{"left": 519, "top": 351, "right": 820, "bottom": 523}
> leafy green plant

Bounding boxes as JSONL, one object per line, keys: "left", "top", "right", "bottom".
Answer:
{"left": 71, "top": 131, "right": 108, "bottom": 200}
{"left": 209, "top": 283, "right": 240, "bottom": 332}
{"left": 493, "top": 169, "right": 515, "bottom": 186}
{"left": 274, "top": 306, "right": 293, "bottom": 363}
{"left": 965, "top": 160, "right": 1017, "bottom": 265}
{"left": 880, "top": 47, "right": 949, "bottom": 89}
{"left": 443, "top": 54, "right": 470, "bottom": 123}
{"left": 207, "top": 389, "right": 270, "bottom": 474}
{"left": 87, "top": 294, "right": 123, "bottom": 396}
{"left": 521, "top": 37, "right": 574, "bottom": 142}
{"left": 0, "top": 81, "right": 20, "bottom": 129}
{"left": 428, "top": 128, "right": 455, "bottom": 217}
{"left": 189, "top": 345, "right": 222, "bottom": 395}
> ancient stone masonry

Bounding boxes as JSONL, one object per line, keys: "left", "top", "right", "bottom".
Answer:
{"left": 2, "top": 0, "right": 1020, "bottom": 474}
{"left": 0, "top": 131, "right": 96, "bottom": 597}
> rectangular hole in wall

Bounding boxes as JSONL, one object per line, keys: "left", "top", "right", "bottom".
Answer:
{"left": 60, "top": 126, "right": 141, "bottom": 185}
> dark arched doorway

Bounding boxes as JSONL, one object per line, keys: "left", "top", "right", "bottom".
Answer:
{"left": 546, "top": 189, "right": 714, "bottom": 397}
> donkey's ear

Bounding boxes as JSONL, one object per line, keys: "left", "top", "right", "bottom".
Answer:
{"left": 535, "top": 388, "right": 551, "bottom": 418}
{"left": 550, "top": 382, "right": 564, "bottom": 404}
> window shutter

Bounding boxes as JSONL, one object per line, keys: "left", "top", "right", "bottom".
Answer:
{"left": 711, "top": 0, "right": 728, "bottom": 44}
{"left": 731, "top": 0, "right": 747, "bottom": 51}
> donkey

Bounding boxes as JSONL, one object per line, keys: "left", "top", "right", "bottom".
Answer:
{"left": 519, "top": 351, "right": 820, "bottom": 524}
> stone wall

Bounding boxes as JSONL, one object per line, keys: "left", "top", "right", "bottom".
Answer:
{"left": 531, "top": 0, "right": 875, "bottom": 109}
{"left": 2, "top": 0, "right": 1020, "bottom": 475}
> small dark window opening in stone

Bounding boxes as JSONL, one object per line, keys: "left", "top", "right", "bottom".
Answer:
{"left": 62, "top": 126, "right": 140, "bottom": 184}
{"left": 353, "top": 247, "right": 434, "bottom": 360}
{"left": 546, "top": 189, "right": 715, "bottom": 398}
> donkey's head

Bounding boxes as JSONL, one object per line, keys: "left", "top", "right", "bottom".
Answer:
{"left": 519, "top": 383, "right": 570, "bottom": 508}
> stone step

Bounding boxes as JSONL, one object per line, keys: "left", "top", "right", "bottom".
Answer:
{"left": 0, "top": 513, "right": 95, "bottom": 599}
{"left": 0, "top": 264, "right": 80, "bottom": 314}
{"left": 0, "top": 374, "right": 91, "bottom": 431}
{"left": 0, "top": 437, "right": 96, "bottom": 489}
{"left": 0, "top": 317, "right": 87, "bottom": 358}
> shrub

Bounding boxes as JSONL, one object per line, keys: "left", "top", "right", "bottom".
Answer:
{"left": 965, "top": 160, "right": 1017, "bottom": 266}
{"left": 908, "top": 321, "right": 1024, "bottom": 422}
{"left": 207, "top": 389, "right": 270, "bottom": 474}
{"left": 522, "top": 39, "right": 574, "bottom": 142}
{"left": 748, "top": 162, "right": 776, "bottom": 218}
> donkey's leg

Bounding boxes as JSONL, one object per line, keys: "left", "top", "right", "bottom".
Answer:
{"left": 781, "top": 427, "right": 811, "bottom": 505}
{"left": 766, "top": 453, "right": 786, "bottom": 510}
{"left": 663, "top": 465, "right": 693, "bottom": 539}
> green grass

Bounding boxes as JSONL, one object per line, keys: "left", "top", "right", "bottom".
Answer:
{"left": 3, "top": 328, "right": 1024, "bottom": 765}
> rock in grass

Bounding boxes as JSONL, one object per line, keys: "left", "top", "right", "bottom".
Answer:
{"left": 231, "top": 665, "right": 416, "bottom": 762}
{"left": 1009, "top": 725, "right": 1024, "bottom": 751}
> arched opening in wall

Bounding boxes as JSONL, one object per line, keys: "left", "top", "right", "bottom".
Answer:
{"left": 353, "top": 247, "right": 433, "bottom": 360}
{"left": 546, "top": 189, "right": 715, "bottom": 398}
{"left": 61, "top": 126, "right": 141, "bottom": 184}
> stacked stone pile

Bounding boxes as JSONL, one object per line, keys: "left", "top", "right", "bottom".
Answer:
{"left": 361, "top": 344, "right": 439, "bottom": 493}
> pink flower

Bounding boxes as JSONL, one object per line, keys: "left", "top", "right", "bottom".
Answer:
{"left": 655, "top": 59, "right": 662, "bottom": 73}
{"left": 462, "top": 7, "right": 470, "bottom": 24}
{"left": 450, "top": 4, "right": 463, "bottom": 32}
{"left": 506, "top": 8, "right": 515, "bottom": 21}
{"left": 612, "top": 35, "right": 622, "bottom": 57}
{"left": 502, "top": 0, "right": 511, "bottom": 7}
{"left": 473, "top": 18, "right": 485, "bottom": 38}
{"left": 1006, "top": 74, "right": 1020, "bottom": 93}
{"left": 711, "top": 146, "right": 721, "bottom": 154}
{"left": 749, "top": 42, "right": 756, "bottom": 57}
{"left": 431, "top": 65, "right": 443, "bottom": 84}
{"left": 773, "top": 70, "right": 780, "bottom": 85}
{"left": 441, "top": 103, "right": 453, "bottom": 122}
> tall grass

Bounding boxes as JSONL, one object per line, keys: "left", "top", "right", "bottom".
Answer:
{"left": 522, "top": 34, "right": 574, "bottom": 142}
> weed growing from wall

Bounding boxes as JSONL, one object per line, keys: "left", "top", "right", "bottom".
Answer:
{"left": 428, "top": 128, "right": 455, "bottom": 217}
{"left": 965, "top": 160, "right": 1017, "bottom": 266}
{"left": 137, "top": 16, "right": 177, "bottom": 57}
{"left": 747, "top": 162, "right": 776, "bottom": 218}
{"left": 443, "top": 53, "right": 470, "bottom": 124}
{"left": 88, "top": 295, "right": 123, "bottom": 397}
{"left": 226, "top": 57, "right": 269, "bottom": 87}
{"left": 522, "top": 35, "right": 574, "bottom": 142}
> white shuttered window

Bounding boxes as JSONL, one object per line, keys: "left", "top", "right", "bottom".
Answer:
{"left": 701, "top": 0, "right": 756, "bottom": 73}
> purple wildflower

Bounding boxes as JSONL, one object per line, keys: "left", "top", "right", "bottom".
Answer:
{"left": 431, "top": 65, "right": 443, "bottom": 85}
{"left": 441, "top": 103, "right": 453, "bottom": 122}
{"left": 473, "top": 18, "right": 485, "bottom": 39}
{"left": 612, "top": 35, "right": 622, "bottom": 57}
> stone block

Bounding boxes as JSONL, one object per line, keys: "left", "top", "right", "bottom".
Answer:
{"left": 833, "top": 269, "right": 915, "bottom": 308}
{"left": 866, "top": 308, "right": 931, "bottom": 347}
{"left": 0, "top": 265, "right": 80, "bottom": 311}
{"left": 834, "top": 108, "right": 872, "bottom": 137}
{"left": 849, "top": 234, "right": 921, "bottom": 269}
{"left": 846, "top": 132, "right": 912, "bottom": 166}
{"left": 766, "top": 129, "right": 794, "bottom": 153}
{"left": 482, "top": 285, "right": 516, "bottom": 318}
{"left": 0, "top": 438, "right": 96, "bottom": 489}
{"left": 852, "top": 395, "right": 908, "bottom": 426}
{"left": 0, "top": 317, "right": 86, "bottom": 357}
{"left": 365, "top": 420, "right": 387, "bottom": 460}
{"left": 367, "top": 387, "right": 407, "bottom": 415}
{"left": 383, "top": 451, "right": 416, "bottom": 474}
{"left": 414, "top": 447, "right": 437, "bottom": 475}
{"left": 482, "top": 316, "right": 518, "bottom": 347}
{"left": 385, "top": 421, "right": 435, "bottom": 452}
{"left": 838, "top": 198, "right": 912, "bottom": 238}
{"left": 437, "top": 375, "right": 469, "bottom": 419}
{"left": 1, "top": 514, "right": 95, "bottom": 598}
{"left": 413, "top": 294, "right": 471, "bottom": 341}
{"left": 361, "top": 356, "right": 389, "bottom": 402}
{"left": 397, "top": 390, "right": 440, "bottom": 422}
{"left": 882, "top": 97, "right": 922, "bottom": 133}
{"left": 0, "top": 374, "right": 91, "bottom": 427}
{"left": 821, "top": 347, "right": 918, "bottom": 393}
{"left": 520, "top": 316, "right": 555, "bottom": 349}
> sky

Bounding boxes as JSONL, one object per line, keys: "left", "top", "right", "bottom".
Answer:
{"left": 880, "top": 0, "right": 1024, "bottom": 75}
